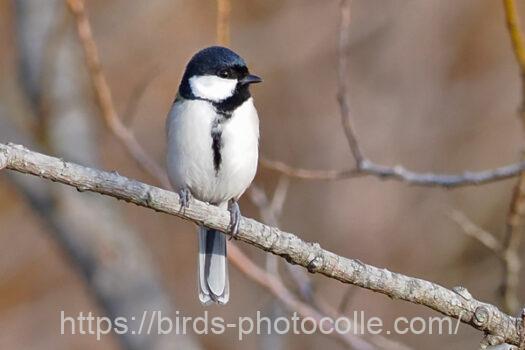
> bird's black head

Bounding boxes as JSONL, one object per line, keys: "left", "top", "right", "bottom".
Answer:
{"left": 179, "top": 46, "right": 262, "bottom": 114}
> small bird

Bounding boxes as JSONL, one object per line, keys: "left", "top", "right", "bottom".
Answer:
{"left": 166, "top": 46, "right": 261, "bottom": 305}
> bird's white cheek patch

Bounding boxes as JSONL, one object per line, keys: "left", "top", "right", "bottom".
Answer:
{"left": 189, "top": 75, "right": 237, "bottom": 102}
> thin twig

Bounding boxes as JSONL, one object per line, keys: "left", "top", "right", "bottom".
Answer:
{"left": 249, "top": 179, "right": 289, "bottom": 228}
{"left": 450, "top": 205, "right": 523, "bottom": 314}
{"left": 338, "top": 0, "right": 364, "bottom": 166}
{"left": 269, "top": 176, "right": 290, "bottom": 218}
{"left": 216, "top": 0, "right": 231, "bottom": 46}
{"left": 338, "top": 286, "right": 357, "bottom": 314}
{"left": 257, "top": 0, "right": 525, "bottom": 188}
{"left": 449, "top": 210, "right": 503, "bottom": 254}
{"left": 503, "top": 0, "right": 525, "bottom": 124}
{"left": 1, "top": 141, "right": 523, "bottom": 347}
{"left": 503, "top": 0, "right": 525, "bottom": 70}
{"left": 260, "top": 157, "right": 356, "bottom": 180}
{"left": 249, "top": 181, "right": 316, "bottom": 305}
{"left": 503, "top": 174, "right": 525, "bottom": 313}
{"left": 65, "top": 0, "right": 170, "bottom": 188}
{"left": 261, "top": 156, "right": 525, "bottom": 187}
{"left": 122, "top": 67, "right": 159, "bottom": 126}
{"left": 502, "top": 0, "right": 525, "bottom": 313}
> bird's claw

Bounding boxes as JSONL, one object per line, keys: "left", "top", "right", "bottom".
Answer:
{"left": 228, "top": 200, "right": 241, "bottom": 240}
{"left": 179, "top": 188, "right": 191, "bottom": 209}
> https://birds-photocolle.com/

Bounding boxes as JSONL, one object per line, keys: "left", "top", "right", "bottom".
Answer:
{"left": 166, "top": 46, "right": 262, "bottom": 305}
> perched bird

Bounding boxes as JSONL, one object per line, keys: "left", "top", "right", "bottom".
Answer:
{"left": 166, "top": 46, "right": 262, "bottom": 305}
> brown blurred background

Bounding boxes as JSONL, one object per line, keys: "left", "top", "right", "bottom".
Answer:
{"left": 1, "top": 0, "right": 525, "bottom": 349}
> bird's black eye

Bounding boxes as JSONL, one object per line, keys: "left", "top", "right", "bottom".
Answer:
{"left": 218, "top": 69, "right": 230, "bottom": 78}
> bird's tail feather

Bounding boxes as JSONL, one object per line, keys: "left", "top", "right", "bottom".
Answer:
{"left": 198, "top": 227, "right": 229, "bottom": 305}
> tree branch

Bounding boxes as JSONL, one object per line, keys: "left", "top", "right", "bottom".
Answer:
{"left": 503, "top": 0, "right": 525, "bottom": 120}
{"left": 216, "top": 0, "right": 231, "bottom": 46}
{"left": 0, "top": 142, "right": 522, "bottom": 346}
{"left": 449, "top": 210, "right": 503, "bottom": 254}
{"left": 261, "top": 152, "right": 525, "bottom": 187}
{"left": 258, "top": 0, "right": 525, "bottom": 189}
{"left": 65, "top": 0, "right": 170, "bottom": 188}
{"left": 502, "top": 0, "right": 525, "bottom": 313}
{"left": 338, "top": 0, "right": 364, "bottom": 166}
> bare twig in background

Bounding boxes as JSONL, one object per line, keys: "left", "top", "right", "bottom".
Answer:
{"left": 249, "top": 180, "right": 289, "bottom": 229}
{"left": 503, "top": 175, "right": 525, "bottom": 312}
{"left": 503, "top": 0, "right": 525, "bottom": 122}
{"left": 121, "top": 67, "right": 159, "bottom": 126}
{"left": 338, "top": 0, "right": 364, "bottom": 166}
{"left": 1, "top": 142, "right": 524, "bottom": 347}
{"left": 259, "top": 0, "right": 525, "bottom": 188}
{"left": 249, "top": 180, "right": 315, "bottom": 303}
{"left": 65, "top": 0, "right": 170, "bottom": 188}
{"left": 259, "top": 157, "right": 356, "bottom": 180}
{"left": 450, "top": 205, "right": 524, "bottom": 314}
{"left": 501, "top": 0, "right": 525, "bottom": 313}
{"left": 261, "top": 156, "right": 525, "bottom": 187}
{"left": 248, "top": 181, "right": 287, "bottom": 276}
{"left": 449, "top": 211, "right": 503, "bottom": 254}
{"left": 216, "top": 0, "right": 231, "bottom": 46}
{"left": 338, "top": 287, "right": 357, "bottom": 315}
{"left": 447, "top": 0, "right": 525, "bottom": 317}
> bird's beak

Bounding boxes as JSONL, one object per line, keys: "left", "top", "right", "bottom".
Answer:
{"left": 240, "top": 74, "right": 262, "bottom": 85}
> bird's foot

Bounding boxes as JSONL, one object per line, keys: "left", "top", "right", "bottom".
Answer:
{"left": 179, "top": 188, "right": 192, "bottom": 209}
{"left": 228, "top": 200, "right": 241, "bottom": 240}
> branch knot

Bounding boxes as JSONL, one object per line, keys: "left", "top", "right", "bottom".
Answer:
{"left": 474, "top": 306, "right": 491, "bottom": 328}
{"left": 307, "top": 243, "right": 323, "bottom": 273}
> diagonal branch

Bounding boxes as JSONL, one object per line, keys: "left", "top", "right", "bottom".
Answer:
{"left": 449, "top": 210, "right": 503, "bottom": 255}
{"left": 0, "top": 141, "right": 522, "bottom": 347}
{"left": 65, "top": 0, "right": 170, "bottom": 188}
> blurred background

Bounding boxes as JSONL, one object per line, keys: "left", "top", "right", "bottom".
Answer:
{"left": 0, "top": 0, "right": 525, "bottom": 349}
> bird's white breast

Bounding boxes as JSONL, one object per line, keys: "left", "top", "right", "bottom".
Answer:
{"left": 166, "top": 98, "right": 259, "bottom": 204}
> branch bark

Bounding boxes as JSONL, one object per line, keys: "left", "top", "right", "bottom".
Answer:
{"left": 0, "top": 142, "right": 523, "bottom": 346}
